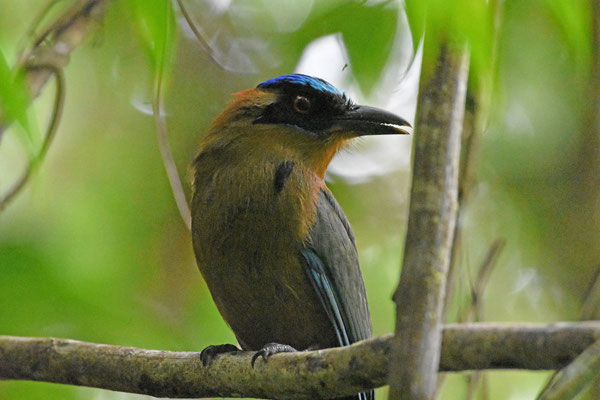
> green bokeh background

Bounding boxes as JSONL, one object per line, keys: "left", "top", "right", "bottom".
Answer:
{"left": 1, "top": 1, "right": 599, "bottom": 399}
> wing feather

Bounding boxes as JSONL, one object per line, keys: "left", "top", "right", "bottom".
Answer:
{"left": 300, "top": 188, "right": 373, "bottom": 400}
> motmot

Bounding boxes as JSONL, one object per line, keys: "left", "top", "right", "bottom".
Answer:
{"left": 191, "top": 74, "right": 410, "bottom": 400}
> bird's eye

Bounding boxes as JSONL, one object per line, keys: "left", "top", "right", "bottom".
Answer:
{"left": 293, "top": 96, "right": 311, "bottom": 114}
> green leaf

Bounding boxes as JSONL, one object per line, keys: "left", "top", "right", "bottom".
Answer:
{"left": 125, "top": 0, "right": 177, "bottom": 75}
{"left": 405, "top": 0, "right": 494, "bottom": 86}
{"left": 0, "top": 49, "right": 35, "bottom": 151}
{"left": 340, "top": 2, "right": 398, "bottom": 95}
{"left": 404, "top": 0, "right": 427, "bottom": 54}
{"left": 290, "top": 1, "right": 400, "bottom": 96}
{"left": 455, "top": 0, "right": 494, "bottom": 89}
{"left": 542, "top": 0, "right": 592, "bottom": 74}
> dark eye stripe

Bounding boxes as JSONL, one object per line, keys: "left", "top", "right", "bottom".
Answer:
{"left": 254, "top": 79, "right": 355, "bottom": 133}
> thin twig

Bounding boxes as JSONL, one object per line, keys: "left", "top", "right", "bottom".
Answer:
{"left": 437, "top": 239, "right": 505, "bottom": 398}
{"left": 16, "top": 0, "right": 65, "bottom": 58}
{"left": 152, "top": 1, "right": 191, "bottom": 230}
{"left": 0, "top": 64, "right": 65, "bottom": 211}
{"left": 175, "top": 0, "right": 228, "bottom": 70}
{"left": 538, "top": 266, "right": 600, "bottom": 399}
{"left": 1, "top": 322, "right": 599, "bottom": 399}
{"left": 0, "top": 0, "right": 109, "bottom": 208}
{"left": 461, "top": 239, "right": 504, "bottom": 400}
{"left": 465, "top": 372, "right": 489, "bottom": 400}
{"left": 575, "top": 264, "right": 600, "bottom": 397}
{"left": 536, "top": 338, "right": 600, "bottom": 400}
{"left": 460, "top": 238, "right": 506, "bottom": 323}
{"left": 581, "top": 265, "right": 600, "bottom": 320}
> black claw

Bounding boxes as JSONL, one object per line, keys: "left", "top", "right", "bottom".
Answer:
{"left": 200, "top": 344, "right": 240, "bottom": 366}
{"left": 251, "top": 342, "right": 297, "bottom": 368}
{"left": 250, "top": 351, "right": 265, "bottom": 368}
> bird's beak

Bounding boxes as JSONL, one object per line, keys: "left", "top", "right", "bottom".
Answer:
{"left": 331, "top": 105, "right": 412, "bottom": 136}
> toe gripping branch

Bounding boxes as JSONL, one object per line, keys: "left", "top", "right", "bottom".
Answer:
{"left": 251, "top": 343, "right": 297, "bottom": 368}
{"left": 200, "top": 344, "right": 241, "bottom": 366}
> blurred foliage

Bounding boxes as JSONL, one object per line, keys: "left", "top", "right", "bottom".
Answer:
{"left": 128, "top": 0, "right": 177, "bottom": 78}
{"left": 405, "top": 0, "right": 494, "bottom": 85}
{"left": 0, "top": 50, "right": 37, "bottom": 153}
{"left": 288, "top": 1, "right": 399, "bottom": 94}
{"left": 0, "top": 0, "right": 599, "bottom": 400}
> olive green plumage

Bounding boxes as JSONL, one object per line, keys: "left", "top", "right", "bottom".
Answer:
{"left": 191, "top": 74, "right": 410, "bottom": 400}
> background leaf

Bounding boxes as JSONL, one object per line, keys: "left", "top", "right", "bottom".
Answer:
{"left": 0, "top": 49, "right": 36, "bottom": 153}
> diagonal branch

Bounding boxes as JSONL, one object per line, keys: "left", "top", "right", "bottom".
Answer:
{"left": 1, "top": 322, "right": 599, "bottom": 399}
{"left": 536, "top": 338, "right": 600, "bottom": 400}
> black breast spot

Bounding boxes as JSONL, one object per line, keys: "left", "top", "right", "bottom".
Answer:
{"left": 274, "top": 161, "right": 295, "bottom": 194}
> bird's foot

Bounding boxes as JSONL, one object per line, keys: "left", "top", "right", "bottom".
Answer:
{"left": 200, "top": 344, "right": 241, "bottom": 366}
{"left": 251, "top": 342, "right": 297, "bottom": 368}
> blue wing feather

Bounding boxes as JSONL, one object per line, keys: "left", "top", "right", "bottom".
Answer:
{"left": 300, "top": 189, "right": 374, "bottom": 400}
{"left": 302, "top": 249, "right": 350, "bottom": 347}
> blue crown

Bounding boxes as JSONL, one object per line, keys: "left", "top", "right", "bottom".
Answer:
{"left": 257, "top": 74, "right": 343, "bottom": 96}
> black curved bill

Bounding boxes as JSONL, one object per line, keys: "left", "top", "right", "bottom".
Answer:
{"left": 332, "top": 105, "right": 411, "bottom": 136}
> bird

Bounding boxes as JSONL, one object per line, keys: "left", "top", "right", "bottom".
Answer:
{"left": 191, "top": 74, "right": 410, "bottom": 400}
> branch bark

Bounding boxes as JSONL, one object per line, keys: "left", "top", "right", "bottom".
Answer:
{"left": 390, "top": 43, "right": 469, "bottom": 400}
{"left": 1, "top": 322, "right": 599, "bottom": 399}
{"left": 536, "top": 338, "right": 600, "bottom": 400}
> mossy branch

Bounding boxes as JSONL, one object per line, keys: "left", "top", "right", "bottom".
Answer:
{"left": 1, "top": 322, "right": 599, "bottom": 399}
{"left": 390, "top": 43, "right": 469, "bottom": 400}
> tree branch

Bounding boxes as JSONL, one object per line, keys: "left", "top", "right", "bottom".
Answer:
{"left": 1, "top": 322, "right": 599, "bottom": 399}
{"left": 390, "top": 43, "right": 469, "bottom": 400}
{"left": 536, "top": 338, "right": 600, "bottom": 400}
